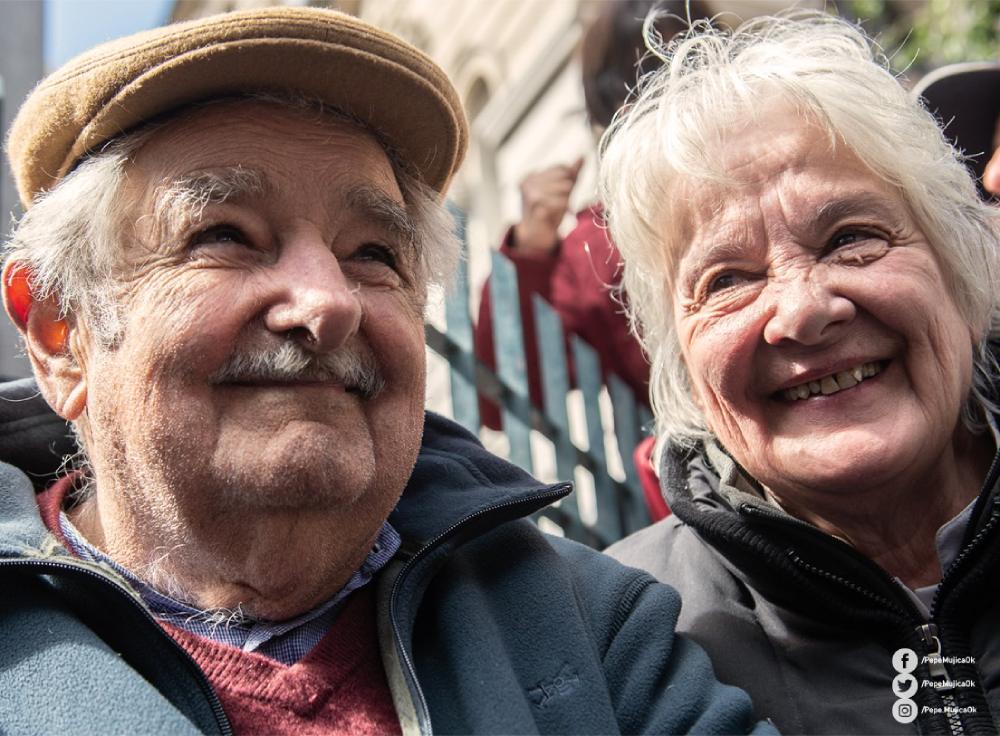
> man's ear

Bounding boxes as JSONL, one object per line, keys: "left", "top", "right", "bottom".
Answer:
{"left": 2, "top": 261, "right": 87, "bottom": 420}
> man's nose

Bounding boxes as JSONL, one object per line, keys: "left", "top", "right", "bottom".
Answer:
{"left": 762, "top": 271, "right": 855, "bottom": 347}
{"left": 263, "top": 235, "right": 362, "bottom": 353}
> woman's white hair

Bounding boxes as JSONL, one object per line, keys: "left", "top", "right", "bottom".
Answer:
{"left": 4, "top": 93, "right": 460, "bottom": 346}
{"left": 599, "top": 11, "right": 1000, "bottom": 461}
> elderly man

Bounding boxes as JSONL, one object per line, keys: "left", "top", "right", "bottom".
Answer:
{"left": 0, "top": 8, "right": 768, "bottom": 736}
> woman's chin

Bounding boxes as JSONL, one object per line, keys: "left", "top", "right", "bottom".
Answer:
{"left": 750, "top": 426, "right": 924, "bottom": 498}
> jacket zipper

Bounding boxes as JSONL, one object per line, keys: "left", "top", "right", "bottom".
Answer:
{"left": 929, "top": 502, "right": 1000, "bottom": 618}
{"left": 920, "top": 502, "right": 1000, "bottom": 736}
{"left": 0, "top": 556, "right": 232, "bottom": 735}
{"left": 922, "top": 454, "right": 1000, "bottom": 735}
{"left": 738, "top": 504, "right": 964, "bottom": 735}
{"left": 788, "top": 549, "right": 970, "bottom": 735}
{"left": 918, "top": 623, "right": 965, "bottom": 735}
{"left": 388, "top": 483, "right": 572, "bottom": 736}
{"left": 930, "top": 439, "right": 1000, "bottom": 612}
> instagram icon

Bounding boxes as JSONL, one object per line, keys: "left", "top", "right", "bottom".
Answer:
{"left": 892, "top": 649, "right": 918, "bottom": 724}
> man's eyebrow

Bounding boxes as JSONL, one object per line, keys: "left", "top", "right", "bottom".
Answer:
{"left": 153, "top": 167, "right": 271, "bottom": 231}
{"left": 345, "top": 184, "right": 417, "bottom": 248}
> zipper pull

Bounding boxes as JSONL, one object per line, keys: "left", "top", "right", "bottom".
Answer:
{"left": 919, "top": 623, "right": 955, "bottom": 690}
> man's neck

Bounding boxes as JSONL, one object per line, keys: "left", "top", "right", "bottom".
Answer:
{"left": 67, "top": 483, "right": 388, "bottom": 620}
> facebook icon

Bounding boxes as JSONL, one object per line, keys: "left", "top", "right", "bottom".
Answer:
{"left": 893, "top": 648, "right": 918, "bottom": 674}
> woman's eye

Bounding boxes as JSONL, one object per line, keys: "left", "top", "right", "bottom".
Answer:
{"left": 355, "top": 243, "right": 398, "bottom": 270}
{"left": 828, "top": 228, "right": 884, "bottom": 250}
{"left": 706, "top": 271, "right": 743, "bottom": 294}
{"left": 825, "top": 228, "right": 890, "bottom": 266}
{"left": 190, "top": 224, "right": 249, "bottom": 248}
{"left": 830, "top": 231, "right": 862, "bottom": 248}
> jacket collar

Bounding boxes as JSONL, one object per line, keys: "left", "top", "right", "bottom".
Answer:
{"left": 659, "top": 428, "right": 1000, "bottom": 619}
{"left": 391, "top": 411, "right": 570, "bottom": 549}
{"left": 660, "top": 426, "right": 1000, "bottom": 531}
{"left": 0, "top": 378, "right": 77, "bottom": 491}
{"left": 0, "top": 379, "right": 75, "bottom": 556}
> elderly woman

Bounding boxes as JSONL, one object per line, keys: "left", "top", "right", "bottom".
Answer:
{"left": 602, "top": 13, "right": 1000, "bottom": 736}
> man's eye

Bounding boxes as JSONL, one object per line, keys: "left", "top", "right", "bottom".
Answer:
{"left": 190, "top": 224, "right": 249, "bottom": 248}
{"left": 354, "top": 243, "right": 398, "bottom": 270}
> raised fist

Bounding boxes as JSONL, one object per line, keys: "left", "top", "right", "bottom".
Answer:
{"left": 513, "top": 157, "right": 584, "bottom": 255}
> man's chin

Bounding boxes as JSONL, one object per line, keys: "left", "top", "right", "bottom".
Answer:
{"left": 215, "top": 461, "right": 376, "bottom": 510}
{"left": 209, "top": 424, "right": 373, "bottom": 503}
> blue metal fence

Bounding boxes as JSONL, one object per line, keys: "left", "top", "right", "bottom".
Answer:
{"left": 424, "top": 213, "right": 654, "bottom": 549}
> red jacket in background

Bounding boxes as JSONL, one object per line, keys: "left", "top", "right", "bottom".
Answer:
{"left": 475, "top": 205, "right": 649, "bottom": 429}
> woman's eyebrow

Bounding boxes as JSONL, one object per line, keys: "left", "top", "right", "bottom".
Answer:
{"left": 676, "top": 193, "right": 906, "bottom": 283}
{"left": 677, "top": 239, "right": 754, "bottom": 289}
{"left": 811, "top": 193, "right": 904, "bottom": 232}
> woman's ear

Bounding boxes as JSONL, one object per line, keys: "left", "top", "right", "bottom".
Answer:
{"left": 2, "top": 261, "right": 87, "bottom": 420}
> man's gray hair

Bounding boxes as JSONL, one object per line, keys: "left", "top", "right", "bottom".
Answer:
{"left": 599, "top": 11, "right": 1000, "bottom": 458}
{"left": 4, "top": 93, "right": 461, "bottom": 346}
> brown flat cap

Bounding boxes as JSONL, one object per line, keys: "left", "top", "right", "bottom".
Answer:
{"left": 7, "top": 6, "right": 468, "bottom": 208}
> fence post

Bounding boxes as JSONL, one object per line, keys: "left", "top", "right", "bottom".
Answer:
{"left": 442, "top": 206, "right": 480, "bottom": 429}
{"left": 432, "top": 248, "right": 655, "bottom": 547}
{"left": 608, "top": 374, "right": 649, "bottom": 533}
{"left": 489, "top": 250, "right": 533, "bottom": 473}
{"left": 571, "top": 334, "right": 622, "bottom": 541}
{"left": 533, "top": 295, "right": 583, "bottom": 535}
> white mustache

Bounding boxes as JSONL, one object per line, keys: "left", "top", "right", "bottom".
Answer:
{"left": 210, "top": 340, "right": 385, "bottom": 399}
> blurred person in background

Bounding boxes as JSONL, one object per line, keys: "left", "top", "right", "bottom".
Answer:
{"left": 602, "top": 12, "right": 1000, "bottom": 734}
{"left": 476, "top": 0, "right": 710, "bottom": 522}
{"left": 914, "top": 61, "right": 1000, "bottom": 199}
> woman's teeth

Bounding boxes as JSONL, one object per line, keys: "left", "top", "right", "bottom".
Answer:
{"left": 782, "top": 361, "right": 882, "bottom": 401}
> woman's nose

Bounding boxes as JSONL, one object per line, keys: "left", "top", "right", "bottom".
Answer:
{"left": 762, "top": 272, "right": 855, "bottom": 347}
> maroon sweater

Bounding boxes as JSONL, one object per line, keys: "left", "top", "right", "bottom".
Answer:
{"left": 165, "top": 589, "right": 400, "bottom": 735}
{"left": 36, "top": 480, "right": 401, "bottom": 735}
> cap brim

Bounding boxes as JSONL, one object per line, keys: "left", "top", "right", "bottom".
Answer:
{"left": 8, "top": 8, "right": 468, "bottom": 207}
